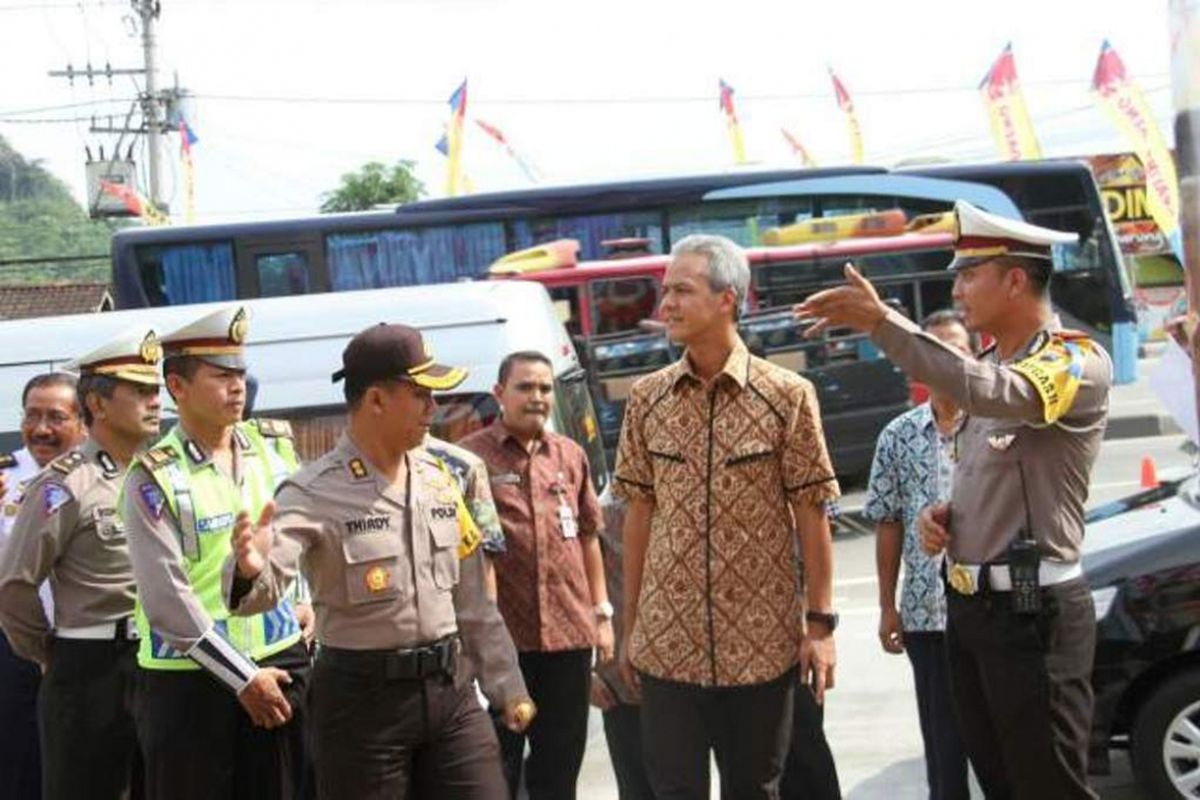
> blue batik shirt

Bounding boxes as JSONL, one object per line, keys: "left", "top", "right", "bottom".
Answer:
{"left": 863, "top": 403, "right": 960, "bottom": 632}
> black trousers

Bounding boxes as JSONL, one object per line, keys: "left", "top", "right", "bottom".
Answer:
{"left": 0, "top": 630, "right": 40, "bottom": 800}
{"left": 311, "top": 651, "right": 506, "bottom": 800}
{"left": 496, "top": 648, "right": 592, "bottom": 800}
{"left": 601, "top": 703, "right": 655, "bottom": 800}
{"left": 135, "top": 641, "right": 310, "bottom": 800}
{"left": 39, "top": 638, "right": 142, "bottom": 800}
{"left": 946, "top": 577, "right": 1097, "bottom": 800}
{"left": 905, "top": 632, "right": 968, "bottom": 800}
{"left": 779, "top": 679, "right": 842, "bottom": 800}
{"left": 640, "top": 667, "right": 795, "bottom": 800}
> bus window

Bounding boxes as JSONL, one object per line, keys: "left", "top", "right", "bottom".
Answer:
{"left": 135, "top": 242, "right": 236, "bottom": 306}
{"left": 548, "top": 287, "right": 584, "bottom": 338}
{"left": 591, "top": 276, "right": 658, "bottom": 335}
{"left": 752, "top": 257, "right": 843, "bottom": 307}
{"left": 325, "top": 222, "right": 507, "bottom": 291}
{"left": 510, "top": 212, "right": 664, "bottom": 261}
{"left": 670, "top": 198, "right": 814, "bottom": 246}
{"left": 256, "top": 252, "right": 311, "bottom": 297}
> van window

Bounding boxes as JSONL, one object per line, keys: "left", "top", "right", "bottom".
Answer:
{"left": 553, "top": 368, "right": 609, "bottom": 494}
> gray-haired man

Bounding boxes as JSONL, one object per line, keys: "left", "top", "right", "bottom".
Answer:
{"left": 614, "top": 234, "right": 839, "bottom": 800}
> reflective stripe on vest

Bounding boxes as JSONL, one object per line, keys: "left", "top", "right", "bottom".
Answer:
{"left": 134, "top": 422, "right": 302, "bottom": 671}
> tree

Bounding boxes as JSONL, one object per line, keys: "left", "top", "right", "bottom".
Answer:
{"left": 319, "top": 160, "right": 425, "bottom": 213}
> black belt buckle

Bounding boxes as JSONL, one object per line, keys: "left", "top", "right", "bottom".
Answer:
{"left": 1007, "top": 538, "right": 1041, "bottom": 615}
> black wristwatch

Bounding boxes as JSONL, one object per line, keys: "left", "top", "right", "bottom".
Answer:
{"left": 805, "top": 610, "right": 839, "bottom": 632}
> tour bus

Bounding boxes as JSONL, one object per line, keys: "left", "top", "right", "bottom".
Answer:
{"left": 0, "top": 282, "right": 608, "bottom": 491}
{"left": 108, "top": 161, "right": 1134, "bottom": 365}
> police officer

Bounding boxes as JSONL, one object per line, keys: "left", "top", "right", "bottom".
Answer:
{"left": 795, "top": 201, "right": 1111, "bottom": 799}
{"left": 0, "top": 329, "right": 162, "bottom": 799}
{"left": 226, "top": 322, "right": 534, "bottom": 800}
{"left": 121, "top": 305, "right": 309, "bottom": 799}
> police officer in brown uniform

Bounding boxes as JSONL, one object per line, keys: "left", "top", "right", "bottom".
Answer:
{"left": 226, "top": 322, "right": 534, "bottom": 800}
{"left": 796, "top": 201, "right": 1111, "bottom": 799}
{"left": 0, "top": 327, "right": 164, "bottom": 799}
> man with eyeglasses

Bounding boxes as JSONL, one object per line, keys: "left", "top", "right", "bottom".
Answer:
{"left": 0, "top": 373, "right": 86, "bottom": 800}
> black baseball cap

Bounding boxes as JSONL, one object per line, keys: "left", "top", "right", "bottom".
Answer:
{"left": 332, "top": 323, "right": 467, "bottom": 390}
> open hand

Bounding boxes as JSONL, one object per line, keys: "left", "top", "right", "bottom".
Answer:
{"left": 792, "top": 263, "right": 889, "bottom": 338}
{"left": 233, "top": 501, "right": 275, "bottom": 579}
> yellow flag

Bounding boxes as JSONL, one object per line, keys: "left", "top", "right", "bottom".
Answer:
{"left": 979, "top": 43, "right": 1043, "bottom": 161}
{"left": 1092, "top": 41, "right": 1179, "bottom": 240}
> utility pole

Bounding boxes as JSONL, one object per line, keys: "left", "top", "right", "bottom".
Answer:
{"left": 49, "top": 0, "right": 175, "bottom": 214}
{"left": 138, "top": 0, "right": 164, "bottom": 209}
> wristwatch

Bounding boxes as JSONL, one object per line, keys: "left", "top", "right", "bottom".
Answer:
{"left": 805, "top": 610, "right": 839, "bottom": 632}
{"left": 594, "top": 601, "right": 615, "bottom": 621}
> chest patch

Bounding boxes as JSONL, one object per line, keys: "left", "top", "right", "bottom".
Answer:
{"left": 429, "top": 504, "right": 457, "bottom": 521}
{"left": 196, "top": 512, "right": 236, "bottom": 533}
{"left": 345, "top": 515, "right": 391, "bottom": 535}
{"left": 987, "top": 433, "right": 1016, "bottom": 451}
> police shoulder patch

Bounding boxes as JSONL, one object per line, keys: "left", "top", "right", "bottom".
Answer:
{"left": 254, "top": 418, "right": 293, "bottom": 439}
{"left": 41, "top": 482, "right": 73, "bottom": 516}
{"left": 50, "top": 451, "right": 85, "bottom": 475}
{"left": 138, "top": 480, "right": 166, "bottom": 520}
{"left": 140, "top": 446, "right": 179, "bottom": 472}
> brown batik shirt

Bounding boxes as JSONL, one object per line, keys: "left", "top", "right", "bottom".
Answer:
{"left": 613, "top": 339, "right": 840, "bottom": 687}
{"left": 460, "top": 422, "right": 603, "bottom": 653}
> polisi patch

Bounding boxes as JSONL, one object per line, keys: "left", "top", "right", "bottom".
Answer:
{"left": 196, "top": 512, "right": 235, "bottom": 533}
{"left": 429, "top": 505, "right": 457, "bottom": 521}
{"left": 41, "top": 483, "right": 71, "bottom": 516}
{"left": 345, "top": 515, "right": 391, "bottom": 535}
{"left": 139, "top": 482, "right": 166, "bottom": 520}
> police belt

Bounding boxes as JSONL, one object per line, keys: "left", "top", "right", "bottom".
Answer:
{"left": 319, "top": 636, "right": 460, "bottom": 680}
{"left": 947, "top": 559, "right": 1083, "bottom": 595}
{"left": 56, "top": 618, "right": 139, "bottom": 641}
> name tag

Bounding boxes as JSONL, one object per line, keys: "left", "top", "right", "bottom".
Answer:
{"left": 490, "top": 472, "right": 522, "bottom": 486}
{"left": 559, "top": 502, "right": 578, "bottom": 539}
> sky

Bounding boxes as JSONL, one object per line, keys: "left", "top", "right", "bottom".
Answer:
{"left": 0, "top": 0, "right": 1180, "bottom": 226}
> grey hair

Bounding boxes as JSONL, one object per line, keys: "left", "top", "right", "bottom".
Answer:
{"left": 669, "top": 234, "right": 750, "bottom": 319}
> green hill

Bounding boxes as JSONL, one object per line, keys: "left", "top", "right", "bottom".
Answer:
{"left": 0, "top": 135, "right": 118, "bottom": 284}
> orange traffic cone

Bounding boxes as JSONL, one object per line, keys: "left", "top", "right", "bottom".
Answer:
{"left": 1141, "top": 456, "right": 1159, "bottom": 489}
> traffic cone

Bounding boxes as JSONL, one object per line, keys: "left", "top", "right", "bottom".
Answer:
{"left": 1140, "top": 456, "right": 1159, "bottom": 489}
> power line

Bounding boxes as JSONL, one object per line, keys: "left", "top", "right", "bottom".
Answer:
{"left": 189, "top": 74, "right": 1170, "bottom": 108}
{"left": 0, "top": 98, "right": 136, "bottom": 119}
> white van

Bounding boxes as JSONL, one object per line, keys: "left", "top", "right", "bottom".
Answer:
{"left": 0, "top": 281, "right": 608, "bottom": 490}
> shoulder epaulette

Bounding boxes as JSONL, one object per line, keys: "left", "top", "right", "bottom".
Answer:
{"left": 50, "top": 451, "right": 86, "bottom": 475}
{"left": 0, "top": 452, "right": 16, "bottom": 470}
{"left": 140, "top": 446, "right": 179, "bottom": 471}
{"left": 253, "top": 418, "right": 293, "bottom": 439}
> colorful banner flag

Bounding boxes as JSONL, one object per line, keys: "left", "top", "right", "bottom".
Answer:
{"left": 444, "top": 79, "right": 468, "bottom": 196}
{"left": 1092, "top": 40, "right": 1181, "bottom": 248}
{"left": 829, "top": 68, "right": 864, "bottom": 164}
{"left": 475, "top": 119, "right": 541, "bottom": 183}
{"left": 718, "top": 79, "right": 749, "bottom": 165}
{"left": 179, "top": 120, "right": 198, "bottom": 224}
{"left": 979, "top": 43, "right": 1043, "bottom": 161}
{"left": 99, "top": 180, "right": 169, "bottom": 225}
{"left": 780, "top": 129, "right": 818, "bottom": 167}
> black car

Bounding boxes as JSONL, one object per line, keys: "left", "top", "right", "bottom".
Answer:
{"left": 1085, "top": 475, "right": 1200, "bottom": 798}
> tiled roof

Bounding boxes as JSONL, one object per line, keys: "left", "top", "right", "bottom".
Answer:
{"left": 0, "top": 283, "right": 113, "bottom": 320}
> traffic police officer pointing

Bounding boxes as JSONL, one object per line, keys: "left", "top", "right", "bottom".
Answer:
{"left": 121, "top": 305, "right": 309, "bottom": 799}
{"left": 0, "top": 327, "right": 162, "bottom": 799}
{"left": 795, "top": 201, "right": 1111, "bottom": 799}
{"left": 227, "top": 322, "right": 533, "bottom": 800}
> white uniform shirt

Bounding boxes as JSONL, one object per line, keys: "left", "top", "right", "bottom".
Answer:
{"left": 0, "top": 448, "right": 55, "bottom": 619}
